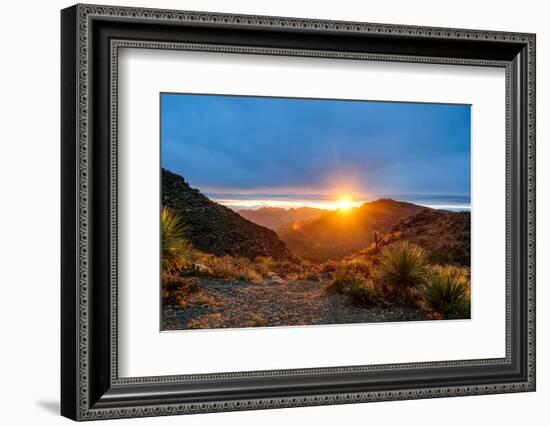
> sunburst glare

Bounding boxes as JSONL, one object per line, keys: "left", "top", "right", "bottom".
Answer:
{"left": 336, "top": 195, "right": 354, "bottom": 212}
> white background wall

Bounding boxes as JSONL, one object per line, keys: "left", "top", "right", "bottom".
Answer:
{"left": 0, "top": 0, "right": 546, "bottom": 424}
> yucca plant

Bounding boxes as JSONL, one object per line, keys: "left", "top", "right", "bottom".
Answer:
{"left": 374, "top": 241, "right": 427, "bottom": 306}
{"left": 421, "top": 266, "right": 471, "bottom": 319}
{"left": 161, "top": 207, "right": 193, "bottom": 273}
{"left": 323, "top": 270, "right": 364, "bottom": 295}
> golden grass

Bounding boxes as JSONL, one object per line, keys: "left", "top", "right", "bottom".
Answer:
{"left": 195, "top": 254, "right": 264, "bottom": 283}
{"left": 337, "top": 258, "right": 371, "bottom": 278}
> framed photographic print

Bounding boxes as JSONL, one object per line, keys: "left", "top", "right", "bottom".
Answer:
{"left": 61, "top": 4, "right": 536, "bottom": 421}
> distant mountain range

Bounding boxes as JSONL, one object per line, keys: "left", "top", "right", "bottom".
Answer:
{"left": 238, "top": 206, "right": 325, "bottom": 231}
{"left": 277, "top": 199, "right": 425, "bottom": 260}
{"left": 162, "top": 169, "right": 469, "bottom": 264}
{"left": 162, "top": 169, "right": 294, "bottom": 260}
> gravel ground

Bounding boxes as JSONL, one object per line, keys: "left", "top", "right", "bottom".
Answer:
{"left": 162, "top": 278, "right": 427, "bottom": 330}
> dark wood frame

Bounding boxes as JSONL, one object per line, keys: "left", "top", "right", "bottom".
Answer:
{"left": 61, "top": 4, "right": 536, "bottom": 421}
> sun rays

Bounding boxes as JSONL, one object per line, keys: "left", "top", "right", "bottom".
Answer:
{"left": 335, "top": 195, "right": 354, "bottom": 212}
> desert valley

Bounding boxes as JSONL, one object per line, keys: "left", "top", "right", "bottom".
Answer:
{"left": 161, "top": 169, "right": 471, "bottom": 330}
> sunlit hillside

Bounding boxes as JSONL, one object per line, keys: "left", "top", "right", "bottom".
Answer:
{"left": 277, "top": 199, "right": 425, "bottom": 260}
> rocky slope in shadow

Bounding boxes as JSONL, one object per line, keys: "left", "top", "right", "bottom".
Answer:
{"left": 162, "top": 169, "right": 294, "bottom": 260}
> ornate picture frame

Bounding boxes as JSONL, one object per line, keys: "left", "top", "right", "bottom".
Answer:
{"left": 61, "top": 4, "right": 535, "bottom": 421}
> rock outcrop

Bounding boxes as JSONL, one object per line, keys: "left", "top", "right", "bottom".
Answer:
{"left": 372, "top": 208, "right": 471, "bottom": 266}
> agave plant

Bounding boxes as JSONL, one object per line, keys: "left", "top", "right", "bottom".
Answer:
{"left": 374, "top": 241, "right": 427, "bottom": 306}
{"left": 161, "top": 207, "right": 193, "bottom": 273}
{"left": 421, "top": 266, "right": 471, "bottom": 319}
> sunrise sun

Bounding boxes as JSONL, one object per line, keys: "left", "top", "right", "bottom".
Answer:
{"left": 336, "top": 195, "right": 354, "bottom": 212}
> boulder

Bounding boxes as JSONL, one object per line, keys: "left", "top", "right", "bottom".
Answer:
{"left": 269, "top": 274, "right": 284, "bottom": 284}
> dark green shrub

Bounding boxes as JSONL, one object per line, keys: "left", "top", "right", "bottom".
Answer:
{"left": 323, "top": 270, "right": 359, "bottom": 294}
{"left": 323, "top": 271, "right": 375, "bottom": 307}
{"left": 421, "top": 266, "right": 471, "bottom": 319}
{"left": 374, "top": 241, "right": 427, "bottom": 307}
{"left": 344, "top": 279, "right": 376, "bottom": 307}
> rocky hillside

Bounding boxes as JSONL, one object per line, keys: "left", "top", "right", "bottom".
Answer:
{"left": 278, "top": 199, "right": 425, "bottom": 260}
{"left": 162, "top": 169, "right": 294, "bottom": 260}
{"left": 238, "top": 206, "right": 325, "bottom": 231}
{"left": 368, "top": 208, "right": 471, "bottom": 266}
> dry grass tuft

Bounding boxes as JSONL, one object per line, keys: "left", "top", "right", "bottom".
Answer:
{"left": 194, "top": 254, "right": 264, "bottom": 283}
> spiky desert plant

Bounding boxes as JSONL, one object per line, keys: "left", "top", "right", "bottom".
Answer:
{"left": 421, "top": 266, "right": 471, "bottom": 319}
{"left": 161, "top": 207, "right": 193, "bottom": 273}
{"left": 374, "top": 241, "right": 427, "bottom": 306}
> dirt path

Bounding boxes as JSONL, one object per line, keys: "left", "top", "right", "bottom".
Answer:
{"left": 162, "top": 278, "right": 426, "bottom": 330}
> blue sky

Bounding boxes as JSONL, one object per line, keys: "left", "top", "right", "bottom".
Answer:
{"left": 161, "top": 93, "right": 471, "bottom": 210}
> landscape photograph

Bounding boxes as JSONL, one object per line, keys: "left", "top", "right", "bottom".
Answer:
{"left": 160, "top": 93, "right": 471, "bottom": 331}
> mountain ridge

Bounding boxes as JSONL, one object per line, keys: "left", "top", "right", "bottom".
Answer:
{"left": 238, "top": 206, "right": 325, "bottom": 231}
{"left": 277, "top": 199, "right": 426, "bottom": 260}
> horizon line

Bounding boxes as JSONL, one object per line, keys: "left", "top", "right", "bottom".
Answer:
{"left": 212, "top": 197, "right": 471, "bottom": 212}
